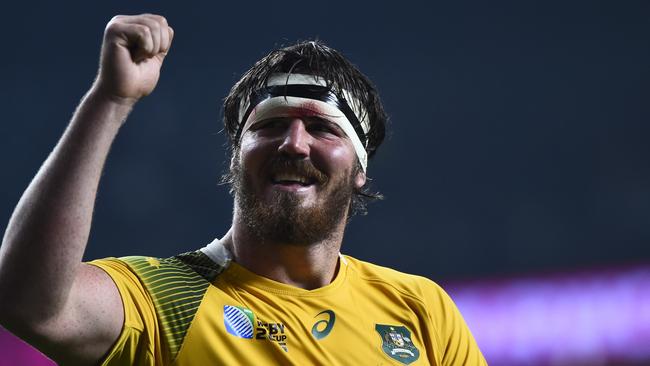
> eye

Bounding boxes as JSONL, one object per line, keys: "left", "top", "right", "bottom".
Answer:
{"left": 309, "top": 124, "right": 332, "bottom": 133}
{"left": 308, "top": 120, "right": 341, "bottom": 137}
{"left": 252, "top": 118, "right": 285, "bottom": 131}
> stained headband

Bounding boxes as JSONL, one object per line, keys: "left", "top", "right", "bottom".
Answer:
{"left": 235, "top": 73, "right": 370, "bottom": 172}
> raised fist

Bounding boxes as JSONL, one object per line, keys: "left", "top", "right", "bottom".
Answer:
{"left": 94, "top": 14, "right": 174, "bottom": 103}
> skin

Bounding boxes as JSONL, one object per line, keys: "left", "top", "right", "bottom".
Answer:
{"left": 225, "top": 114, "right": 366, "bottom": 289}
{"left": 0, "top": 12, "right": 364, "bottom": 365}
{"left": 0, "top": 14, "right": 173, "bottom": 365}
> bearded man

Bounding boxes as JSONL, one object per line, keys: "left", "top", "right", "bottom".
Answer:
{"left": 0, "top": 14, "right": 487, "bottom": 365}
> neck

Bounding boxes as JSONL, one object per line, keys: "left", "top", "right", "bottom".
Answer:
{"left": 222, "top": 215, "right": 346, "bottom": 290}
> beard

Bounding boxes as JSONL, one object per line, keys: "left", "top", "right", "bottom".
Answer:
{"left": 231, "top": 155, "right": 355, "bottom": 246}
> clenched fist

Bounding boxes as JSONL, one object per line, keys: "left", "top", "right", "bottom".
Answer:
{"left": 94, "top": 14, "right": 174, "bottom": 104}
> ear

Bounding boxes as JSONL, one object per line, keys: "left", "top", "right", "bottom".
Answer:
{"left": 354, "top": 170, "right": 366, "bottom": 189}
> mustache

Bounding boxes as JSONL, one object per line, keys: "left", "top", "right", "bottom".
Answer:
{"left": 267, "top": 156, "right": 328, "bottom": 184}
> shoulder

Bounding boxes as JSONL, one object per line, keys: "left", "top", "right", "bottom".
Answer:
{"left": 91, "top": 251, "right": 227, "bottom": 285}
{"left": 89, "top": 251, "right": 228, "bottom": 364}
{"left": 343, "top": 256, "right": 487, "bottom": 365}
{"left": 342, "top": 255, "right": 450, "bottom": 305}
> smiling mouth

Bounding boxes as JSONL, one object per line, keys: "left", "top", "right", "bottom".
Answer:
{"left": 271, "top": 173, "right": 317, "bottom": 187}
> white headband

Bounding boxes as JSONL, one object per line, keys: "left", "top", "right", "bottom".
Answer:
{"left": 237, "top": 73, "right": 370, "bottom": 172}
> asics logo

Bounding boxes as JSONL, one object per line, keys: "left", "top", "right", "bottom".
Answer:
{"left": 311, "top": 310, "right": 336, "bottom": 340}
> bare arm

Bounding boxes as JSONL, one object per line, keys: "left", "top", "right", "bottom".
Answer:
{"left": 0, "top": 14, "right": 173, "bottom": 365}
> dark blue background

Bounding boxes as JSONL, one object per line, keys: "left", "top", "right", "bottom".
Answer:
{"left": 1, "top": 1, "right": 648, "bottom": 280}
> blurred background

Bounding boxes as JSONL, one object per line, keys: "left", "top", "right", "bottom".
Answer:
{"left": 1, "top": 1, "right": 648, "bottom": 365}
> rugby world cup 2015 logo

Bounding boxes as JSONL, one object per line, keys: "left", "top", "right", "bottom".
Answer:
{"left": 223, "top": 305, "right": 289, "bottom": 352}
{"left": 224, "top": 305, "right": 255, "bottom": 339}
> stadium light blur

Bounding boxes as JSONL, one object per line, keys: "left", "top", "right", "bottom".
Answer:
{"left": 448, "top": 266, "right": 650, "bottom": 365}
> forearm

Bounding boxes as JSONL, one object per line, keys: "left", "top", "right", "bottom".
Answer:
{"left": 0, "top": 87, "right": 133, "bottom": 324}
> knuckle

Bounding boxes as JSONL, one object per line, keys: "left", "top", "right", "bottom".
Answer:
{"left": 143, "top": 13, "right": 168, "bottom": 27}
{"left": 105, "top": 23, "right": 119, "bottom": 35}
{"left": 141, "top": 20, "right": 160, "bottom": 35}
{"left": 107, "top": 15, "right": 127, "bottom": 26}
{"left": 105, "top": 15, "right": 127, "bottom": 34}
{"left": 137, "top": 24, "right": 152, "bottom": 38}
{"left": 154, "top": 15, "right": 168, "bottom": 26}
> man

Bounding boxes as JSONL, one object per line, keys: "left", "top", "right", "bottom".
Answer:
{"left": 0, "top": 14, "right": 486, "bottom": 365}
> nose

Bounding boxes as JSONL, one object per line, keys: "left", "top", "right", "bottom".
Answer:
{"left": 277, "top": 119, "right": 311, "bottom": 157}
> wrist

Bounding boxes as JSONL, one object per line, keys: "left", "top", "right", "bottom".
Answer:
{"left": 87, "top": 82, "right": 139, "bottom": 109}
{"left": 78, "top": 85, "right": 137, "bottom": 130}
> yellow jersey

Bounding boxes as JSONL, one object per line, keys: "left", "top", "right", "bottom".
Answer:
{"left": 89, "top": 243, "right": 486, "bottom": 365}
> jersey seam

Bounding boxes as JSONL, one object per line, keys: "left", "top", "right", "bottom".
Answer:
{"left": 353, "top": 275, "right": 429, "bottom": 310}
{"left": 168, "top": 258, "right": 212, "bottom": 366}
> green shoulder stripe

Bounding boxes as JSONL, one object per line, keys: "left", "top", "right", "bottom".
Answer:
{"left": 120, "top": 250, "right": 227, "bottom": 363}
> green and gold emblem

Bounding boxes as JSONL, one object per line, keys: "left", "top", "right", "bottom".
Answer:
{"left": 375, "top": 324, "right": 420, "bottom": 365}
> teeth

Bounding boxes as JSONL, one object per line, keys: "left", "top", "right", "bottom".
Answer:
{"left": 273, "top": 173, "right": 310, "bottom": 184}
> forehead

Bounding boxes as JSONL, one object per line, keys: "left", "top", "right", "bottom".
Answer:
{"left": 249, "top": 98, "right": 346, "bottom": 125}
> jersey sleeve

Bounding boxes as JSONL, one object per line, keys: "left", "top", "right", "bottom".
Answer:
{"left": 88, "top": 258, "right": 161, "bottom": 366}
{"left": 428, "top": 282, "right": 488, "bottom": 366}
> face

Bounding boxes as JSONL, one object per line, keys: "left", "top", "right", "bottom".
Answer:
{"left": 231, "top": 103, "right": 366, "bottom": 246}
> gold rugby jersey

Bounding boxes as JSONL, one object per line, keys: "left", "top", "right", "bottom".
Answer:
{"left": 89, "top": 243, "right": 486, "bottom": 366}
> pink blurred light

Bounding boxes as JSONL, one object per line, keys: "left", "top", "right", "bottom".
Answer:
{"left": 447, "top": 266, "right": 650, "bottom": 366}
{"left": 0, "top": 328, "right": 54, "bottom": 366}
